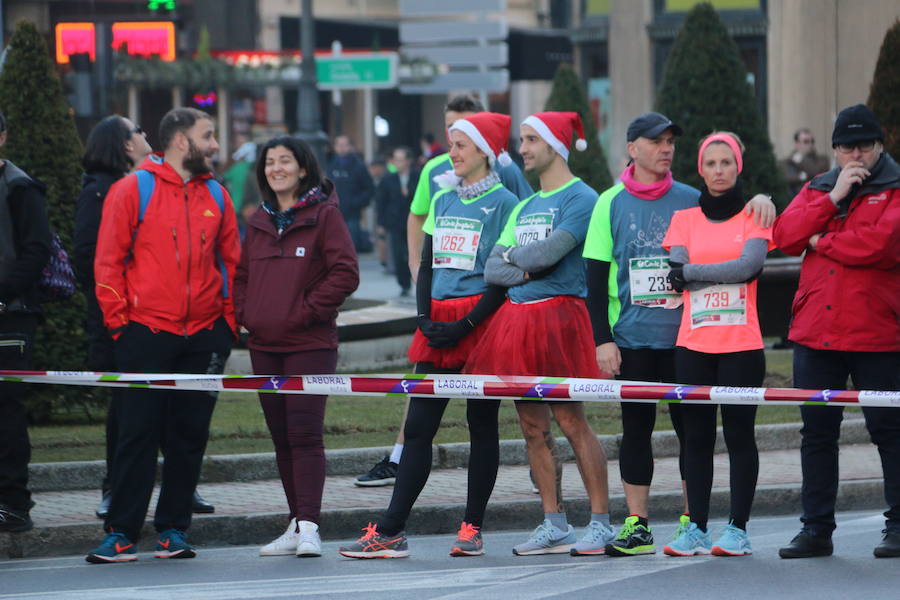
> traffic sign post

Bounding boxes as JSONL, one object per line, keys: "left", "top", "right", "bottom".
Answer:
{"left": 316, "top": 53, "right": 398, "bottom": 90}
{"left": 398, "top": 0, "right": 509, "bottom": 99}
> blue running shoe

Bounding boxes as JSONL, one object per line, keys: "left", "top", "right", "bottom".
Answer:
{"left": 512, "top": 520, "right": 576, "bottom": 556}
{"left": 155, "top": 528, "right": 196, "bottom": 559}
{"left": 85, "top": 532, "right": 138, "bottom": 564}
{"left": 571, "top": 520, "right": 616, "bottom": 556}
{"left": 712, "top": 524, "right": 753, "bottom": 556}
{"left": 663, "top": 521, "right": 712, "bottom": 556}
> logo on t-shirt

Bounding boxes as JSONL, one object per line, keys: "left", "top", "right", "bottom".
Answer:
{"left": 295, "top": 247, "right": 306, "bottom": 257}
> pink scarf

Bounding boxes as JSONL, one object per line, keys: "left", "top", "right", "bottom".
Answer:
{"left": 620, "top": 164, "right": 673, "bottom": 200}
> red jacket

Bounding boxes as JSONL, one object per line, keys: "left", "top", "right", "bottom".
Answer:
{"left": 233, "top": 183, "right": 359, "bottom": 352}
{"left": 773, "top": 156, "right": 900, "bottom": 352}
{"left": 94, "top": 154, "right": 241, "bottom": 337}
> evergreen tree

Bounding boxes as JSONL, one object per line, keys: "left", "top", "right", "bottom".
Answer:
{"left": 868, "top": 19, "right": 900, "bottom": 159}
{"left": 654, "top": 3, "right": 788, "bottom": 209}
{"left": 542, "top": 63, "right": 613, "bottom": 193}
{"left": 0, "top": 21, "right": 94, "bottom": 420}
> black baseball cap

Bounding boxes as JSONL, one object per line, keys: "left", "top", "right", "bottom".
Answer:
{"left": 627, "top": 112, "right": 683, "bottom": 142}
{"left": 832, "top": 104, "right": 883, "bottom": 146}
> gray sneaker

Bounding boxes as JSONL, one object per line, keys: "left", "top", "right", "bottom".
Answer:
{"left": 570, "top": 520, "right": 616, "bottom": 556}
{"left": 512, "top": 520, "right": 576, "bottom": 556}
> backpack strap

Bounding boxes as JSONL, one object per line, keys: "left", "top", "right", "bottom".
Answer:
{"left": 205, "top": 179, "right": 225, "bottom": 213}
{"left": 205, "top": 178, "right": 230, "bottom": 299}
{"left": 136, "top": 169, "right": 155, "bottom": 223}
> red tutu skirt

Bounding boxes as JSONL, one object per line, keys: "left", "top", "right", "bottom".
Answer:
{"left": 408, "top": 294, "right": 496, "bottom": 369}
{"left": 463, "top": 296, "right": 602, "bottom": 378}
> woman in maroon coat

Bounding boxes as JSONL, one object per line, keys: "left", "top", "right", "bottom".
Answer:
{"left": 234, "top": 136, "right": 359, "bottom": 558}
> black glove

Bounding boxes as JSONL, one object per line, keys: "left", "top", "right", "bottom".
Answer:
{"left": 526, "top": 262, "right": 559, "bottom": 281}
{"left": 667, "top": 261, "right": 686, "bottom": 293}
{"left": 417, "top": 316, "right": 441, "bottom": 340}
{"left": 426, "top": 318, "right": 474, "bottom": 349}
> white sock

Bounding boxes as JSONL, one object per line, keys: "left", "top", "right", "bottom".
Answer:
{"left": 389, "top": 444, "right": 403, "bottom": 464}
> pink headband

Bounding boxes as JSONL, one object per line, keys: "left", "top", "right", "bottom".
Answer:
{"left": 697, "top": 133, "right": 743, "bottom": 176}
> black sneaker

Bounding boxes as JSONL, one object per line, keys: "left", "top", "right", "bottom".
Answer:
{"left": 605, "top": 515, "right": 655, "bottom": 556}
{"left": 0, "top": 503, "right": 33, "bottom": 533}
{"left": 778, "top": 529, "right": 833, "bottom": 558}
{"left": 874, "top": 529, "right": 900, "bottom": 558}
{"left": 354, "top": 456, "right": 398, "bottom": 487}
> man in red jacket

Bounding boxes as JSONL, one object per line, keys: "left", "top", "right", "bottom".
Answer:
{"left": 774, "top": 104, "right": 900, "bottom": 560}
{"left": 86, "top": 107, "right": 240, "bottom": 563}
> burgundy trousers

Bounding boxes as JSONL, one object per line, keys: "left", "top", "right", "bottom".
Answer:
{"left": 250, "top": 348, "right": 337, "bottom": 524}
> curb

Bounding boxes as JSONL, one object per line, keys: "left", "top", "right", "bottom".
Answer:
{"left": 0, "top": 478, "right": 885, "bottom": 560}
{"left": 28, "top": 418, "right": 870, "bottom": 493}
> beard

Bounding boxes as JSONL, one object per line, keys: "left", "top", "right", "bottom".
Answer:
{"left": 183, "top": 138, "right": 213, "bottom": 176}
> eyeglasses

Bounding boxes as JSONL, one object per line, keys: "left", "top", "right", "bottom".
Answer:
{"left": 835, "top": 140, "right": 876, "bottom": 153}
{"left": 131, "top": 126, "right": 145, "bottom": 136}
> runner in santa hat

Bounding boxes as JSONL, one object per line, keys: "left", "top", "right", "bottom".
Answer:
{"left": 340, "top": 112, "right": 520, "bottom": 559}
{"left": 465, "top": 111, "right": 615, "bottom": 556}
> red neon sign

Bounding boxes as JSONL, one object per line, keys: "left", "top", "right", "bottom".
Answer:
{"left": 55, "top": 21, "right": 176, "bottom": 64}
{"left": 112, "top": 22, "right": 176, "bottom": 61}
{"left": 55, "top": 23, "right": 95, "bottom": 64}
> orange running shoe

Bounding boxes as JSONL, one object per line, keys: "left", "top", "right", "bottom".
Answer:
{"left": 450, "top": 521, "right": 484, "bottom": 557}
{"left": 338, "top": 523, "right": 409, "bottom": 559}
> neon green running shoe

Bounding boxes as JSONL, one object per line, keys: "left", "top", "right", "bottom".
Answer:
{"left": 605, "top": 515, "right": 655, "bottom": 556}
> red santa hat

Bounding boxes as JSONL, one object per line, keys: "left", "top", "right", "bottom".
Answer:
{"left": 521, "top": 111, "right": 587, "bottom": 162}
{"left": 448, "top": 112, "right": 513, "bottom": 168}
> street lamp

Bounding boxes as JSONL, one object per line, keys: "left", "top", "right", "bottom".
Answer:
{"left": 295, "top": 0, "right": 328, "bottom": 165}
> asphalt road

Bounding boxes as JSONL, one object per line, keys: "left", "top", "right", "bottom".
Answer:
{"left": 2, "top": 511, "right": 897, "bottom": 600}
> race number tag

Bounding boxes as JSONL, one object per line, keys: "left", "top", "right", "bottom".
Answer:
{"left": 689, "top": 283, "right": 747, "bottom": 328}
{"left": 432, "top": 216, "right": 483, "bottom": 271}
{"left": 515, "top": 213, "right": 554, "bottom": 246}
{"left": 629, "top": 257, "right": 680, "bottom": 308}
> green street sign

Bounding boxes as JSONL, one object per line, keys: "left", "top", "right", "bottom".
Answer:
{"left": 315, "top": 53, "right": 397, "bottom": 89}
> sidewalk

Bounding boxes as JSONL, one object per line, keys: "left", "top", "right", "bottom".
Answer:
{"left": 1, "top": 440, "right": 885, "bottom": 560}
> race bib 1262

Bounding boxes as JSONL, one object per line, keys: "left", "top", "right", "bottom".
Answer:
{"left": 433, "top": 216, "right": 483, "bottom": 271}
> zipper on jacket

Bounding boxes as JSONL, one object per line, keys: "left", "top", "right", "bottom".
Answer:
{"left": 183, "top": 188, "right": 192, "bottom": 337}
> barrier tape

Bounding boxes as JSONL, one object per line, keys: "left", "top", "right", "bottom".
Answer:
{"left": 1, "top": 370, "right": 899, "bottom": 407}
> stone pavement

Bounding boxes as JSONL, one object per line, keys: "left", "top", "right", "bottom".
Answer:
{"left": 2, "top": 440, "right": 886, "bottom": 560}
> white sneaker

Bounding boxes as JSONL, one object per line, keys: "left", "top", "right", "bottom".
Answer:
{"left": 260, "top": 518, "right": 300, "bottom": 556}
{"left": 296, "top": 520, "right": 322, "bottom": 557}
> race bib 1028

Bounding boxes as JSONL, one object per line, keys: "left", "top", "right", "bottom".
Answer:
{"left": 515, "top": 212, "right": 554, "bottom": 246}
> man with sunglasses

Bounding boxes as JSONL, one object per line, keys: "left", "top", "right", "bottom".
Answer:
{"left": 774, "top": 104, "right": 900, "bottom": 559}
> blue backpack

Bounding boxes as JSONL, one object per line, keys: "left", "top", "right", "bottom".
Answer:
{"left": 134, "top": 170, "right": 230, "bottom": 298}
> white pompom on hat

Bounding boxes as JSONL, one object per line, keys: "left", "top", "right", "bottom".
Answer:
{"left": 521, "top": 111, "right": 588, "bottom": 162}
{"left": 448, "top": 112, "right": 513, "bottom": 168}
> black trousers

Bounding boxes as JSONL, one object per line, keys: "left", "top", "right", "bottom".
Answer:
{"left": 388, "top": 227, "right": 411, "bottom": 292}
{"left": 379, "top": 362, "right": 500, "bottom": 536}
{"left": 675, "top": 347, "right": 765, "bottom": 530}
{"left": 793, "top": 343, "right": 900, "bottom": 535}
{"left": 0, "top": 313, "right": 38, "bottom": 512}
{"left": 106, "top": 320, "right": 231, "bottom": 542}
{"left": 617, "top": 347, "right": 685, "bottom": 486}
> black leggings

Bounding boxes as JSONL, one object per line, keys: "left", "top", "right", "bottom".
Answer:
{"left": 378, "top": 362, "right": 500, "bottom": 536}
{"left": 618, "top": 347, "right": 685, "bottom": 486}
{"left": 675, "top": 347, "right": 765, "bottom": 531}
